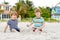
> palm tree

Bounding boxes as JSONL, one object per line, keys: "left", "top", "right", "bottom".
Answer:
{"left": 15, "top": 0, "right": 34, "bottom": 19}
{"left": 15, "top": 0, "right": 27, "bottom": 19}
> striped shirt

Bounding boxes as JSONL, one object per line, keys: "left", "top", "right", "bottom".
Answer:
{"left": 33, "top": 17, "right": 44, "bottom": 27}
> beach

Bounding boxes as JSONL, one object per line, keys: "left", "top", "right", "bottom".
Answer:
{"left": 0, "top": 22, "right": 60, "bottom": 40}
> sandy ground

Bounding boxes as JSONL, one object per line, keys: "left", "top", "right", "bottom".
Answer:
{"left": 0, "top": 22, "right": 60, "bottom": 40}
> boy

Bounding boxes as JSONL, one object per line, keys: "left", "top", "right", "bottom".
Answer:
{"left": 4, "top": 11, "right": 20, "bottom": 32}
{"left": 27, "top": 9, "right": 45, "bottom": 32}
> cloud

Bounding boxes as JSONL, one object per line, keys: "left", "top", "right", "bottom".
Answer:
{"left": 30, "top": 0, "right": 60, "bottom": 7}
{"left": 0, "top": 0, "right": 60, "bottom": 7}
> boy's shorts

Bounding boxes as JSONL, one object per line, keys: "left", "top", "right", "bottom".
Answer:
{"left": 32, "top": 24, "right": 42, "bottom": 29}
{"left": 10, "top": 27, "right": 20, "bottom": 32}
{"left": 33, "top": 26, "right": 41, "bottom": 29}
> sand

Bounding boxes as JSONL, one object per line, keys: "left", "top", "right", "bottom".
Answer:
{"left": 0, "top": 22, "right": 60, "bottom": 40}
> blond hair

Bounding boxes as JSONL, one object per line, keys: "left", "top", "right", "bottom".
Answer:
{"left": 10, "top": 11, "right": 18, "bottom": 17}
{"left": 35, "top": 9, "right": 41, "bottom": 13}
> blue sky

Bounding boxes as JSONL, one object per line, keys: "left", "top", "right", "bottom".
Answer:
{"left": 0, "top": 0, "right": 60, "bottom": 7}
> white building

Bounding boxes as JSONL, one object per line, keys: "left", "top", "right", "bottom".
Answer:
{"left": 51, "top": 3, "right": 60, "bottom": 20}
{"left": 0, "top": 3, "right": 11, "bottom": 20}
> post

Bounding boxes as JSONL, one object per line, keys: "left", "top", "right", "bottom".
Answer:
{"left": 1, "top": 13, "right": 2, "bottom": 20}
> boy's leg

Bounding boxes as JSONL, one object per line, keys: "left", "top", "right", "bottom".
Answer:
{"left": 10, "top": 28, "right": 14, "bottom": 32}
{"left": 15, "top": 28, "right": 20, "bottom": 32}
{"left": 33, "top": 27, "right": 37, "bottom": 32}
{"left": 37, "top": 27, "right": 43, "bottom": 32}
{"left": 10, "top": 29, "right": 16, "bottom": 32}
{"left": 39, "top": 29, "right": 42, "bottom": 32}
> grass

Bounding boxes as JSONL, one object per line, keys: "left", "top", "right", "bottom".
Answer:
{"left": 0, "top": 18, "right": 59, "bottom": 22}
{"left": 0, "top": 18, "right": 31, "bottom": 22}
{"left": 0, "top": 20, "right": 8, "bottom": 22}
{"left": 45, "top": 18, "right": 59, "bottom": 22}
{"left": 20, "top": 18, "right": 32, "bottom": 22}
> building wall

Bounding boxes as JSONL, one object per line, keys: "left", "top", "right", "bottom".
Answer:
{"left": 0, "top": 4, "right": 11, "bottom": 20}
{"left": 51, "top": 7, "right": 60, "bottom": 20}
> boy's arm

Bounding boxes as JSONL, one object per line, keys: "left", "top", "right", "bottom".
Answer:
{"left": 29, "top": 22, "right": 33, "bottom": 26}
{"left": 42, "top": 22, "right": 45, "bottom": 27}
{"left": 27, "top": 18, "right": 33, "bottom": 27}
{"left": 39, "top": 22, "right": 45, "bottom": 29}
{"left": 40, "top": 18, "right": 45, "bottom": 29}
{"left": 4, "top": 24, "right": 8, "bottom": 32}
{"left": 27, "top": 22, "right": 33, "bottom": 27}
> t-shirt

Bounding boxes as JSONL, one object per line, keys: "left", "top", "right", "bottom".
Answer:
{"left": 33, "top": 17, "right": 44, "bottom": 27}
{"left": 7, "top": 19, "right": 18, "bottom": 31}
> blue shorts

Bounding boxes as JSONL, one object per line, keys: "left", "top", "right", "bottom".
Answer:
{"left": 10, "top": 27, "right": 20, "bottom": 32}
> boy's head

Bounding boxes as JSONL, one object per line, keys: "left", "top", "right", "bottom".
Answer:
{"left": 35, "top": 9, "right": 41, "bottom": 18}
{"left": 10, "top": 11, "right": 18, "bottom": 20}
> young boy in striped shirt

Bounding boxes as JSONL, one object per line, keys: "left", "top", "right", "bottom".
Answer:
{"left": 27, "top": 9, "right": 45, "bottom": 32}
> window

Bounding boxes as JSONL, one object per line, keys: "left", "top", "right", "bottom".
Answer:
{"left": 6, "top": 6, "right": 9, "bottom": 11}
